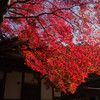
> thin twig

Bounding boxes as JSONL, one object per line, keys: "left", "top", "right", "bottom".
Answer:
{"left": 36, "top": 18, "right": 53, "bottom": 37}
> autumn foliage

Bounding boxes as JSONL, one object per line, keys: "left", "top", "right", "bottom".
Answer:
{"left": 0, "top": 0, "right": 100, "bottom": 93}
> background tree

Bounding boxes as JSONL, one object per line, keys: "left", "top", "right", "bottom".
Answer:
{"left": 0, "top": 0, "right": 100, "bottom": 94}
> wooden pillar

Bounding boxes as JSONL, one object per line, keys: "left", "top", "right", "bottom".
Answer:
{"left": 4, "top": 72, "right": 22, "bottom": 99}
{"left": 41, "top": 78, "right": 53, "bottom": 100}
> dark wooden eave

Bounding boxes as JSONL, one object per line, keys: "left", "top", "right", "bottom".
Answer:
{"left": 0, "top": 37, "right": 26, "bottom": 71}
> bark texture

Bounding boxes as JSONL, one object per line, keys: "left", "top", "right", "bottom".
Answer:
{"left": 0, "top": 0, "right": 10, "bottom": 28}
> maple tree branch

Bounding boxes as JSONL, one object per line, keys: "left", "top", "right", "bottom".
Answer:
{"left": 5, "top": 16, "right": 36, "bottom": 19}
{"left": 6, "top": 7, "right": 98, "bottom": 39}
{"left": 6, "top": 1, "right": 100, "bottom": 19}
{"left": 53, "top": 14, "right": 75, "bottom": 30}
{"left": 9, "top": 10, "right": 24, "bottom": 16}
{"left": 70, "top": 9, "right": 100, "bottom": 30}
{"left": 36, "top": 18, "right": 53, "bottom": 37}
{"left": 5, "top": 1, "right": 100, "bottom": 20}
{"left": 5, "top": 1, "right": 100, "bottom": 37}
{"left": 26, "top": 2, "right": 39, "bottom": 5}
{"left": 9, "top": 10, "right": 32, "bottom": 25}
{"left": 47, "top": 2, "right": 100, "bottom": 13}
{"left": 5, "top": 12, "right": 53, "bottom": 19}
{"left": 53, "top": 13, "right": 78, "bottom": 38}
{"left": 5, "top": 3, "right": 91, "bottom": 19}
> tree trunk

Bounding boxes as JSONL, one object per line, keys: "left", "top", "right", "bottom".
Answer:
{"left": 0, "top": 0, "right": 11, "bottom": 29}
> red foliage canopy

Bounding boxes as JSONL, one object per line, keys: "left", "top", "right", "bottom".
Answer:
{"left": 1, "top": 0, "right": 100, "bottom": 93}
